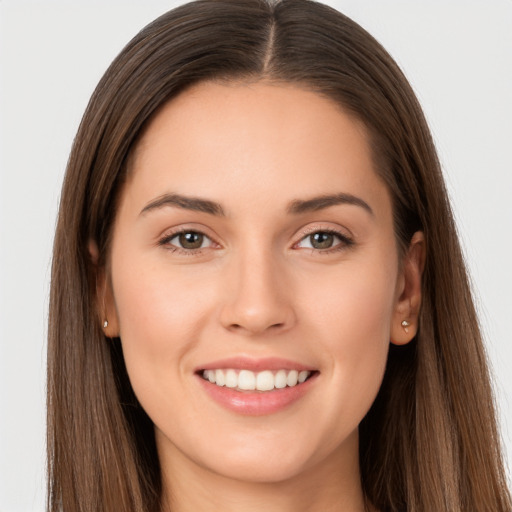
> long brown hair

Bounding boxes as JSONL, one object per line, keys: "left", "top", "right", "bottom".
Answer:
{"left": 47, "top": 1, "right": 511, "bottom": 510}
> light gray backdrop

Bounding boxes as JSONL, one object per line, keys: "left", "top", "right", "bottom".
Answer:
{"left": 1, "top": 1, "right": 511, "bottom": 510}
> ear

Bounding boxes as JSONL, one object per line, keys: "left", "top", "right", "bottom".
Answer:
{"left": 88, "top": 239, "right": 120, "bottom": 338}
{"left": 390, "top": 231, "right": 425, "bottom": 345}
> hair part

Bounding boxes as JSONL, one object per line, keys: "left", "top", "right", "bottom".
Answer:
{"left": 48, "top": 1, "right": 511, "bottom": 510}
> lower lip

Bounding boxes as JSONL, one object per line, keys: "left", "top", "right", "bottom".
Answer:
{"left": 196, "top": 373, "right": 318, "bottom": 416}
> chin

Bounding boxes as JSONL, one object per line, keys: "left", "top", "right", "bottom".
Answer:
{"left": 185, "top": 426, "right": 356, "bottom": 486}
{"left": 205, "top": 452, "right": 314, "bottom": 484}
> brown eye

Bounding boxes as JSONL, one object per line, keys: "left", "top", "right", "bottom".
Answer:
{"left": 159, "top": 229, "right": 216, "bottom": 254}
{"left": 309, "top": 232, "right": 335, "bottom": 249}
{"left": 177, "top": 231, "right": 204, "bottom": 249}
{"left": 296, "top": 229, "right": 353, "bottom": 252}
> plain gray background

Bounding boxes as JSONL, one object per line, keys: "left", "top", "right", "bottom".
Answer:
{"left": 1, "top": 1, "right": 511, "bottom": 510}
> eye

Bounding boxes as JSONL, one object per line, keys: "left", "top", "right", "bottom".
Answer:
{"left": 159, "top": 230, "right": 214, "bottom": 252}
{"left": 174, "top": 231, "right": 207, "bottom": 249}
{"left": 295, "top": 229, "right": 353, "bottom": 252}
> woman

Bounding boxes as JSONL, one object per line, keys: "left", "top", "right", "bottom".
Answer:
{"left": 47, "top": 0, "right": 511, "bottom": 510}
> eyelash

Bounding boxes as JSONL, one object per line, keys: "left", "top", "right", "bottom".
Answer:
{"left": 158, "top": 228, "right": 216, "bottom": 256}
{"left": 158, "top": 227, "right": 354, "bottom": 256}
{"left": 294, "top": 228, "right": 354, "bottom": 255}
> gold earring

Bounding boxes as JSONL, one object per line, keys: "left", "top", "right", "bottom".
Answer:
{"left": 401, "top": 320, "right": 410, "bottom": 333}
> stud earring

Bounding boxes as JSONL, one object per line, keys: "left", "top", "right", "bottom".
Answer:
{"left": 401, "top": 320, "right": 410, "bottom": 333}
{"left": 103, "top": 320, "right": 109, "bottom": 329}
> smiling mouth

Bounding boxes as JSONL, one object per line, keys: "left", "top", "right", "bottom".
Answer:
{"left": 199, "top": 368, "right": 316, "bottom": 392}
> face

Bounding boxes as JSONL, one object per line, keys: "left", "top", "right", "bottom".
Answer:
{"left": 102, "top": 81, "right": 421, "bottom": 485}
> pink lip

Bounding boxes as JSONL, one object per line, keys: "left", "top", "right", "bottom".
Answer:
{"left": 196, "top": 356, "right": 316, "bottom": 373}
{"left": 195, "top": 357, "right": 319, "bottom": 416}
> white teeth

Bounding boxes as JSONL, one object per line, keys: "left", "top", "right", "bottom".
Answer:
{"left": 204, "top": 369, "right": 216, "bottom": 383}
{"left": 238, "top": 370, "right": 256, "bottom": 390}
{"left": 201, "top": 368, "right": 312, "bottom": 391}
{"left": 215, "top": 369, "right": 225, "bottom": 386}
{"left": 286, "top": 370, "right": 298, "bottom": 387}
{"left": 275, "top": 369, "right": 287, "bottom": 389}
{"left": 256, "top": 370, "right": 274, "bottom": 391}
{"left": 298, "top": 370, "right": 309, "bottom": 383}
{"left": 225, "top": 369, "right": 238, "bottom": 388}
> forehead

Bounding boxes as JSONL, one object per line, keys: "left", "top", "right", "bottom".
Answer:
{"left": 123, "top": 80, "right": 390, "bottom": 219}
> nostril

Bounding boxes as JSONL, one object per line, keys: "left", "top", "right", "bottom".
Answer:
{"left": 228, "top": 321, "right": 285, "bottom": 334}
{"left": 219, "top": 296, "right": 297, "bottom": 335}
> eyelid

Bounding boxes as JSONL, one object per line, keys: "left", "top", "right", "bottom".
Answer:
{"left": 157, "top": 225, "right": 221, "bottom": 254}
{"left": 293, "top": 223, "right": 355, "bottom": 252}
{"left": 156, "top": 222, "right": 354, "bottom": 255}
{"left": 296, "top": 222, "right": 354, "bottom": 239}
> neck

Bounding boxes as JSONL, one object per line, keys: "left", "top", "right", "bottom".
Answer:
{"left": 158, "top": 431, "right": 369, "bottom": 512}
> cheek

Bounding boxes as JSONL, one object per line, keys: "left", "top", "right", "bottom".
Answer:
{"left": 296, "top": 257, "right": 397, "bottom": 415}
{"left": 299, "top": 256, "right": 397, "bottom": 348}
{"left": 110, "top": 258, "right": 217, "bottom": 399}
{"left": 113, "top": 250, "right": 216, "bottom": 334}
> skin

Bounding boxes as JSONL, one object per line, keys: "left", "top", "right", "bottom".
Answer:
{"left": 96, "top": 81, "right": 424, "bottom": 512}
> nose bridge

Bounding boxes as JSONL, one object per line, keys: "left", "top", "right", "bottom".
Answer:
{"left": 219, "top": 238, "right": 295, "bottom": 335}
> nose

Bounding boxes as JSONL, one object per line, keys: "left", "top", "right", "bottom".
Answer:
{"left": 219, "top": 247, "right": 296, "bottom": 336}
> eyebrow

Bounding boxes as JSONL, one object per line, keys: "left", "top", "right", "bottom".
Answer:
{"left": 139, "top": 192, "right": 373, "bottom": 217}
{"left": 286, "top": 193, "right": 374, "bottom": 216}
{"left": 140, "top": 193, "right": 226, "bottom": 216}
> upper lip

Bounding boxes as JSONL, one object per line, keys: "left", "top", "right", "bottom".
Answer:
{"left": 196, "top": 356, "right": 316, "bottom": 373}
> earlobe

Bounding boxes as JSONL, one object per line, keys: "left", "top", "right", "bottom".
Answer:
{"left": 88, "top": 239, "right": 100, "bottom": 264}
{"left": 99, "top": 274, "right": 120, "bottom": 339}
{"left": 88, "top": 239, "right": 120, "bottom": 338}
{"left": 390, "top": 231, "right": 425, "bottom": 346}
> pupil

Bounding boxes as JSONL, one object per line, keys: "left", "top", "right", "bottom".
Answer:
{"left": 179, "top": 232, "right": 203, "bottom": 249}
{"left": 311, "top": 232, "right": 333, "bottom": 249}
